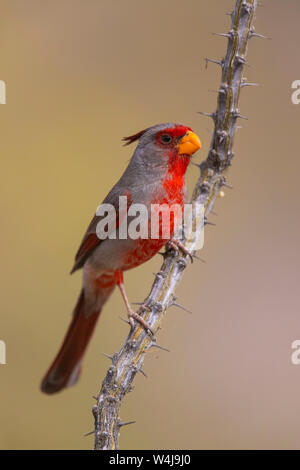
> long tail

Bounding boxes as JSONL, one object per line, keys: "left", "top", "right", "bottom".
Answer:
{"left": 41, "top": 287, "right": 111, "bottom": 394}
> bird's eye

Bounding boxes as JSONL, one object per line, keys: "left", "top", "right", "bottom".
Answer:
{"left": 160, "top": 134, "right": 172, "bottom": 144}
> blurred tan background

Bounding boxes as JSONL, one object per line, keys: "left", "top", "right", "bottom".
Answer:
{"left": 1, "top": 0, "right": 300, "bottom": 450}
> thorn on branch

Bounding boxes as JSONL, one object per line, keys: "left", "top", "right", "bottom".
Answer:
{"left": 118, "top": 420, "right": 136, "bottom": 428}
{"left": 212, "top": 32, "right": 230, "bottom": 38}
{"left": 205, "top": 57, "right": 224, "bottom": 69}
{"left": 102, "top": 352, "right": 114, "bottom": 361}
{"left": 171, "top": 301, "right": 192, "bottom": 314}
{"left": 150, "top": 341, "right": 170, "bottom": 353}
{"left": 84, "top": 430, "right": 95, "bottom": 437}
{"left": 232, "top": 109, "right": 248, "bottom": 120}
{"left": 192, "top": 253, "right": 206, "bottom": 263}
{"left": 249, "top": 27, "right": 270, "bottom": 40}
{"left": 119, "top": 316, "right": 131, "bottom": 326}
{"left": 204, "top": 219, "right": 216, "bottom": 227}
{"left": 222, "top": 182, "right": 233, "bottom": 189}
{"left": 241, "top": 81, "right": 260, "bottom": 88}
{"left": 138, "top": 368, "right": 147, "bottom": 378}
{"left": 208, "top": 87, "right": 227, "bottom": 96}
{"left": 198, "top": 111, "right": 216, "bottom": 121}
{"left": 212, "top": 31, "right": 234, "bottom": 39}
{"left": 221, "top": 178, "right": 233, "bottom": 189}
{"left": 250, "top": 32, "right": 271, "bottom": 40}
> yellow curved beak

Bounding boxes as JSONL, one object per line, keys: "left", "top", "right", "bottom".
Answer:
{"left": 178, "top": 130, "right": 202, "bottom": 156}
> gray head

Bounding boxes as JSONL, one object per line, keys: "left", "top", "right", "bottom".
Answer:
{"left": 122, "top": 123, "right": 201, "bottom": 168}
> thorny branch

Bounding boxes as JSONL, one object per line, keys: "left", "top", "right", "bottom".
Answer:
{"left": 93, "top": 0, "right": 261, "bottom": 450}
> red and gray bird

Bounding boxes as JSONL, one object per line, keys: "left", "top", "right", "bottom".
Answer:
{"left": 41, "top": 123, "right": 201, "bottom": 394}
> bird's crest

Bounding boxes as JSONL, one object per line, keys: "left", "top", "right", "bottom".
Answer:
{"left": 122, "top": 128, "right": 148, "bottom": 146}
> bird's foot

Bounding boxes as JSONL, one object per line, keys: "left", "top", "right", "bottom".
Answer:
{"left": 167, "top": 238, "right": 194, "bottom": 263}
{"left": 116, "top": 271, "right": 153, "bottom": 335}
{"left": 127, "top": 308, "right": 153, "bottom": 335}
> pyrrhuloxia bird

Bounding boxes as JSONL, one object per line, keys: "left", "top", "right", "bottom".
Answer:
{"left": 41, "top": 123, "right": 201, "bottom": 394}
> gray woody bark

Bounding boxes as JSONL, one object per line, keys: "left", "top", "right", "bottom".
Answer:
{"left": 93, "top": 0, "right": 261, "bottom": 450}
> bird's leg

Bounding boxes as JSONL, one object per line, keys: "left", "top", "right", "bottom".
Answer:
{"left": 118, "top": 283, "right": 153, "bottom": 334}
{"left": 167, "top": 238, "right": 194, "bottom": 263}
{"left": 115, "top": 270, "right": 153, "bottom": 334}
